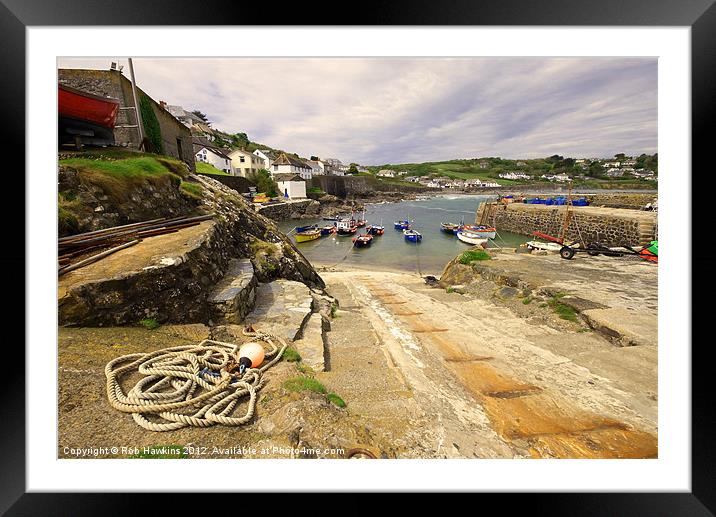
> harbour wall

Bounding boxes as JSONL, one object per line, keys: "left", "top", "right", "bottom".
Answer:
{"left": 310, "top": 175, "right": 432, "bottom": 198}
{"left": 477, "top": 202, "right": 657, "bottom": 246}
{"left": 256, "top": 199, "right": 319, "bottom": 220}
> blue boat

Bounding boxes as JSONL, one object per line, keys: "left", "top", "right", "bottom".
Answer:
{"left": 403, "top": 229, "right": 422, "bottom": 242}
{"left": 294, "top": 224, "right": 318, "bottom": 233}
{"left": 394, "top": 220, "right": 411, "bottom": 230}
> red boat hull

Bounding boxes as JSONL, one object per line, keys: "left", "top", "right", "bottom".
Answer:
{"left": 58, "top": 85, "right": 119, "bottom": 129}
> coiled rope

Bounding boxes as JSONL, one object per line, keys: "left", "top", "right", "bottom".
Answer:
{"left": 105, "top": 327, "right": 287, "bottom": 431}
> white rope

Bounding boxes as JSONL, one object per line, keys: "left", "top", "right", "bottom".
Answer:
{"left": 105, "top": 328, "right": 287, "bottom": 431}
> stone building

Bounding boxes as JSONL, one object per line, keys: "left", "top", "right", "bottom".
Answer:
{"left": 58, "top": 68, "right": 195, "bottom": 171}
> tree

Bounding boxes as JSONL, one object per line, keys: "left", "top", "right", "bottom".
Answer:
{"left": 348, "top": 163, "right": 358, "bottom": 174}
{"left": 192, "top": 110, "right": 210, "bottom": 124}
{"left": 247, "top": 169, "right": 278, "bottom": 198}
{"left": 589, "top": 161, "right": 605, "bottom": 177}
{"left": 614, "top": 153, "right": 626, "bottom": 160}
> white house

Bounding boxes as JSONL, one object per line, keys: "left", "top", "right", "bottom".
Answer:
{"left": 498, "top": 171, "right": 530, "bottom": 180}
{"left": 404, "top": 176, "right": 420, "bottom": 183}
{"left": 603, "top": 161, "right": 621, "bottom": 168}
{"left": 377, "top": 169, "right": 396, "bottom": 178}
{"left": 192, "top": 139, "right": 232, "bottom": 173}
{"left": 253, "top": 149, "right": 277, "bottom": 170}
{"left": 165, "top": 104, "right": 205, "bottom": 129}
{"left": 323, "top": 158, "right": 348, "bottom": 176}
{"left": 605, "top": 168, "right": 623, "bottom": 177}
{"left": 271, "top": 153, "right": 313, "bottom": 180}
{"left": 274, "top": 173, "right": 307, "bottom": 199}
{"left": 482, "top": 181, "right": 502, "bottom": 187}
{"left": 228, "top": 148, "right": 264, "bottom": 177}
{"left": 304, "top": 159, "right": 326, "bottom": 176}
{"left": 553, "top": 173, "right": 571, "bottom": 182}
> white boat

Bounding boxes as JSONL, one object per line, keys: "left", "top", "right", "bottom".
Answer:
{"left": 525, "top": 240, "right": 563, "bottom": 253}
{"left": 456, "top": 229, "right": 488, "bottom": 247}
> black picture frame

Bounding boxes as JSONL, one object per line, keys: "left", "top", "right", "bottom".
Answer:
{"left": 2, "top": 0, "right": 711, "bottom": 513}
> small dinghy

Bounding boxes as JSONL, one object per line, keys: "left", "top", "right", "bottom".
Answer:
{"left": 456, "top": 229, "right": 487, "bottom": 246}
{"left": 462, "top": 225, "right": 496, "bottom": 239}
{"left": 403, "top": 229, "right": 422, "bottom": 242}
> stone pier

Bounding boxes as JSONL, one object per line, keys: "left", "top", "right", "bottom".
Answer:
{"left": 477, "top": 202, "right": 657, "bottom": 247}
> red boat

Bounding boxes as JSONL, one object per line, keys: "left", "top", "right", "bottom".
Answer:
{"left": 58, "top": 84, "right": 120, "bottom": 148}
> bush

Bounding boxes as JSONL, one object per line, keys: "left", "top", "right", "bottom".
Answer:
{"left": 282, "top": 347, "right": 301, "bottom": 362}
{"left": 247, "top": 169, "right": 278, "bottom": 198}
{"left": 459, "top": 249, "right": 491, "bottom": 264}
{"left": 139, "top": 318, "right": 160, "bottom": 330}
{"left": 327, "top": 393, "right": 346, "bottom": 408}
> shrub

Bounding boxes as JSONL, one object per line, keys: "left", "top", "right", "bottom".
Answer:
{"left": 139, "top": 318, "right": 160, "bottom": 330}
{"left": 140, "top": 94, "right": 164, "bottom": 154}
{"left": 282, "top": 347, "right": 301, "bottom": 362}
{"left": 327, "top": 393, "right": 346, "bottom": 408}
{"left": 459, "top": 249, "right": 491, "bottom": 264}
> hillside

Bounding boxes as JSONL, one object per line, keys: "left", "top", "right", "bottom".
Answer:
{"left": 367, "top": 155, "right": 658, "bottom": 189}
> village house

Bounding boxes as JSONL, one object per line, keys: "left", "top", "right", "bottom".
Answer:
{"left": 164, "top": 104, "right": 205, "bottom": 129}
{"left": 603, "top": 161, "right": 621, "bottom": 168}
{"left": 228, "top": 148, "right": 264, "bottom": 177}
{"left": 274, "top": 173, "right": 307, "bottom": 200}
{"left": 605, "top": 168, "right": 624, "bottom": 177}
{"left": 377, "top": 169, "right": 396, "bottom": 178}
{"left": 304, "top": 159, "right": 326, "bottom": 176}
{"left": 272, "top": 153, "right": 313, "bottom": 180}
{"left": 465, "top": 178, "right": 483, "bottom": 187}
{"left": 192, "top": 137, "right": 232, "bottom": 173}
{"left": 498, "top": 171, "right": 530, "bottom": 180}
{"left": 253, "top": 149, "right": 277, "bottom": 170}
{"left": 622, "top": 159, "right": 637, "bottom": 166}
{"left": 322, "top": 158, "right": 347, "bottom": 176}
{"left": 482, "top": 180, "right": 502, "bottom": 187}
{"left": 404, "top": 176, "right": 420, "bottom": 182}
{"left": 57, "top": 68, "right": 195, "bottom": 169}
{"left": 553, "top": 173, "right": 571, "bottom": 182}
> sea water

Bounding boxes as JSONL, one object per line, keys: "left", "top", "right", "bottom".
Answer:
{"left": 277, "top": 194, "right": 529, "bottom": 276}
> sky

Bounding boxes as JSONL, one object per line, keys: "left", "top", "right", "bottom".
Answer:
{"left": 58, "top": 57, "right": 657, "bottom": 165}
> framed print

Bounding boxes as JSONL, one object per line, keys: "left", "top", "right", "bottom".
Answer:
{"left": 3, "top": 0, "right": 713, "bottom": 513}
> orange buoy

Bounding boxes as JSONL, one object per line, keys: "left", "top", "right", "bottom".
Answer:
{"left": 238, "top": 342, "right": 265, "bottom": 373}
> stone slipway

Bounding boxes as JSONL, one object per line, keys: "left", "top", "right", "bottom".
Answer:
{"left": 58, "top": 220, "right": 233, "bottom": 326}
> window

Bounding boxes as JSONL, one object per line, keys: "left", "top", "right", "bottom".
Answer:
{"left": 240, "top": 156, "right": 245, "bottom": 163}
{"left": 274, "top": 165, "right": 278, "bottom": 171}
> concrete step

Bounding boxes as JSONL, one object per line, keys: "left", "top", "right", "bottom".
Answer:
{"left": 207, "top": 258, "right": 257, "bottom": 325}
{"left": 245, "top": 279, "right": 314, "bottom": 342}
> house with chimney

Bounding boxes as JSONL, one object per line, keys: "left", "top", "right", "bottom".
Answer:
{"left": 192, "top": 137, "right": 232, "bottom": 173}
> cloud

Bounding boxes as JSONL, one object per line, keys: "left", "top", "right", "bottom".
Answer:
{"left": 57, "top": 57, "right": 657, "bottom": 165}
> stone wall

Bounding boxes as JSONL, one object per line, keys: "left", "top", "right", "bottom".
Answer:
{"left": 477, "top": 202, "right": 657, "bottom": 246}
{"left": 256, "top": 199, "right": 320, "bottom": 220}
{"left": 197, "top": 173, "right": 255, "bottom": 194}
{"left": 310, "top": 175, "right": 431, "bottom": 198}
{"left": 58, "top": 68, "right": 195, "bottom": 170}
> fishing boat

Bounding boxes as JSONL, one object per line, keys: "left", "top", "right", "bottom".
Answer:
{"left": 462, "top": 225, "right": 496, "bottom": 239}
{"left": 355, "top": 210, "right": 367, "bottom": 227}
{"left": 320, "top": 225, "right": 336, "bottom": 236}
{"left": 456, "top": 229, "right": 487, "bottom": 247}
{"left": 294, "top": 224, "right": 318, "bottom": 233}
{"left": 367, "top": 225, "right": 384, "bottom": 236}
{"left": 58, "top": 84, "right": 120, "bottom": 147}
{"left": 440, "top": 222, "right": 461, "bottom": 234}
{"left": 336, "top": 219, "right": 357, "bottom": 235}
{"left": 295, "top": 228, "right": 321, "bottom": 243}
{"left": 403, "top": 229, "right": 422, "bottom": 242}
{"left": 322, "top": 216, "right": 340, "bottom": 221}
{"left": 394, "top": 220, "right": 411, "bottom": 230}
{"left": 352, "top": 233, "right": 373, "bottom": 247}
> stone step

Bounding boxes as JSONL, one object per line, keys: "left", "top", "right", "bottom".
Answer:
{"left": 292, "top": 312, "right": 326, "bottom": 372}
{"left": 245, "top": 279, "right": 315, "bottom": 342}
{"left": 207, "top": 258, "right": 257, "bottom": 324}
